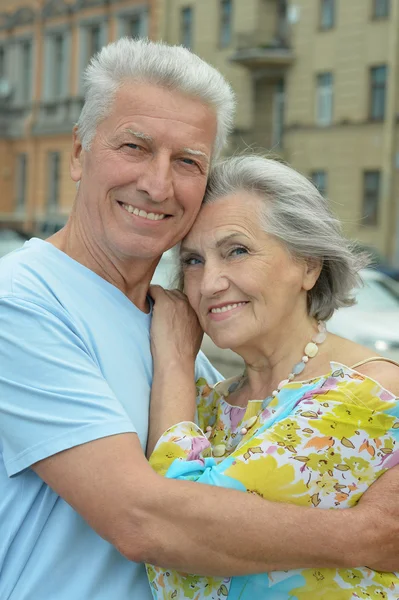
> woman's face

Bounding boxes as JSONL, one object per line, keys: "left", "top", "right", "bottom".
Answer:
{"left": 181, "top": 192, "right": 319, "bottom": 351}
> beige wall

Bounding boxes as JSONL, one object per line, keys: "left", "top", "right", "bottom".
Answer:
{"left": 285, "top": 0, "right": 399, "bottom": 262}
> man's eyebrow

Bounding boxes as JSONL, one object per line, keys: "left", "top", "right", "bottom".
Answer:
{"left": 123, "top": 129, "right": 153, "bottom": 142}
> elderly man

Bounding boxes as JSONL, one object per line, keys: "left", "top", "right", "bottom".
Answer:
{"left": 0, "top": 38, "right": 398, "bottom": 600}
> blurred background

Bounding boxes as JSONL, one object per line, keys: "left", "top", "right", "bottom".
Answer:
{"left": 0, "top": 0, "right": 399, "bottom": 375}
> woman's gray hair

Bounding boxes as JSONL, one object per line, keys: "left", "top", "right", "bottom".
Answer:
{"left": 201, "top": 155, "right": 369, "bottom": 321}
{"left": 76, "top": 37, "right": 235, "bottom": 160}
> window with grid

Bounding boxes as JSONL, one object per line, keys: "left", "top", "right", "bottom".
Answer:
{"left": 373, "top": 0, "right": 390, "bottom": 18}
{"left": 316, "top": 72, "right": 333, "bottom": 126}
{"left": 370, "top": 65, "right": 387, "bottom": 120}
{"left": 181, "top": 7, "right": 193, "bottom": 49}
{"left": 362, "top": 171, "right": 381, "bottom": 226}
{"left": 47, "top": 152, "right": 61, "bottom": 213}
{"left": 320, "top": 0, "right": 335, "bottom": 30}
{"left": 220, "top": 0, "right": 232, "bottom": 48}
{"left": 311, "top": 171, "right": 327, "bottom": 196}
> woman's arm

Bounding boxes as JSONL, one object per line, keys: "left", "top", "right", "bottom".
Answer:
{"left": 146, "top": 286, "right": 203, "bottom": 456}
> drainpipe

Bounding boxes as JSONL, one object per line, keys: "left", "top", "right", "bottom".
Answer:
{"left": 382, "top": 0, "right": 399, "bottom": 264}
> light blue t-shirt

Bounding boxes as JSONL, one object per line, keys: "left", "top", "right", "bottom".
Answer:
{"left": 0, "top": 238, "right": 222, "bottom": 600}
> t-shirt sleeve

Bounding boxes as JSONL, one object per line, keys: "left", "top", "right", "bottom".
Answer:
{"left": 0, "top": 297, "right": 136, "bottom": 477}
{"left": 194, "top": 350, "right": 224, "bottom": 385}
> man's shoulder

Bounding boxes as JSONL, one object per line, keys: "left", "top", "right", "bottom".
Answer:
{"left": 0, "top": 238, "right": 53, "bottom": 300}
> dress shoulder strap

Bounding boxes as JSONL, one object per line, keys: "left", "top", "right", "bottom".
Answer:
{"left": 351, "top": 356, "right": 399, "bottom": 369}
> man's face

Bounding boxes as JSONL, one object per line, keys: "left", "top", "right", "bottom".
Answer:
{"left": 70, "top": 82, "right": 217, "bottom": 262}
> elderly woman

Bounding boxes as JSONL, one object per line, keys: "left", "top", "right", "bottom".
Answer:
{"left": 146, "top": 156, "right": 399, "bottom": 599}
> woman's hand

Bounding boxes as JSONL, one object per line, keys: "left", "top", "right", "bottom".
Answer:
{"left": 150, "top": 285, "right": 203, "bottom": 367}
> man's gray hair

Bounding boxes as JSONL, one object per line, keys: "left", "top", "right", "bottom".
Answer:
{"left": 76, "top": 37, "right": 235, "bottom": 159}
{"left": 203, "top": 155, "right": 369, "bottom": 321}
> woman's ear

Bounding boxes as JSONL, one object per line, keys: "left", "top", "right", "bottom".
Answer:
{"left": 303, "top": 259, "right": 323, "bottom": 291}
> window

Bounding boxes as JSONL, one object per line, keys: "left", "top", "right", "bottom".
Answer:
{"left": 87, "top": 24, "right": 102, "bottom": 58}
{"left": 52, "top": 33, "right": 66, "bottom": 99}
{"left": 47, "top": 152, "right": 61, "bottom": 212}
{"left": 370, "top": 65, "right": 387, "bottom": 120}
{"left": 0, "top": 46, "right": 5, "bottom": 78}
{"left": 320, "top": 0, "right": 335, "bottom": 30}
{"left": 21, "top": 40, "right": 33, "bottom": 102}
{"left": 181, "top": 7, "right": 193, "bottom": 49}
{"left": 220, "top": 0, "right": 232, "bottom": 48}
{"left": 311, "top": 171, "right": 327, "bottom": 196}
{"left": 273, "top": 79, "right": 285, "bottom": 147}
{"left": 15, "top": 153, "right": 28, "bottom": 212}
{"left": 121, "top": 11, "right": 148, "bottom": 39}
{"left": 316, "top": 72, "right": 333, "bottom": 126}
{"left": 373, "top": 0, "right": 390, "bottom": 18}
{"left": 362, "top": 171, "right": 381, "bottom": 226}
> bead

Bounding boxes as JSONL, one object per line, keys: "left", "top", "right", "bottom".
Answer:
{"left": 301, "top": 356, "right": 309, "bottom": 363}
{"left": 277, "top": 378, "right": 290, "bottom": 390}
{"left": 304, "top": 342, "right": 319, "bottom": 358}
{"left": 312, "top": 331, "right": 327, "bottom": 344}
{"left": 206, "top": 426, "right": 212, "bottom": 432}
{"left": 213, "top": 444, "right": 226, "bottom": 457}
{"left": 288, "top": 373, "right": 295, "bottom": 381}
{"left": 318, "top": 321, "right": 327, "bottom": 332}
{"left": 245, "top": 416, "right": 258, "bottom": 429}
{"left": 240, "top": 427, "right": 248, "bottom": 435}
{"left": 292, "top": 361, "right": 306, "bottom": 375}
{"left": 271, "top": 390, "right": 279, "bottom": 397}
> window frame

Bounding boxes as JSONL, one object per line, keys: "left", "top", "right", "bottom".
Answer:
{"left": 372, "top": 0, "right": 390, "bottom": 19}
{"left": 311, "top": 170, "right": 328, "bottom": 197}
{"left": 319, "top": 0, "right": 335, "bottom": 31}
{"left": 47, "top": 151, "right": 61, "bottom": 213}
{"left": 315, "top": 72, "right": 334, "bottom": 126}
{"left": 219, "top": 0, "right": 233, "bottom": 49}
{"left": 369, "top": 65, "right": 387, "bottom": 121}
{"left": 15, "top": 153, "right": 28, "bottom": 213}
{"left": 180, "top": 6, "right": 194, "bottom": 49}
{"left": 362, "top": 170, "right": 381, "bottom": 227}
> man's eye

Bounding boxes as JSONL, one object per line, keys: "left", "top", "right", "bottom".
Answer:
{"left": 180, "top": 158, "right": 198, "bottom": 167}
{"left": 125, "top": 143, "right": 141, "bottom": 150}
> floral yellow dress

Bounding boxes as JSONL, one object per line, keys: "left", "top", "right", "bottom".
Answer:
{"left": 147, "top": 362, "right": 399, "bottom": 599}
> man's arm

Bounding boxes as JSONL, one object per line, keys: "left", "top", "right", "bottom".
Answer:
{"left": 33, "top": 431, "right": 399, "bottom": 576}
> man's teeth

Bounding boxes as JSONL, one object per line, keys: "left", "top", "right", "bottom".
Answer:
{"left": 121, "top": 203, "right": 166, "bottom": 220}
{"left": 210, "top": 302, "right": 247, "bottom": 314}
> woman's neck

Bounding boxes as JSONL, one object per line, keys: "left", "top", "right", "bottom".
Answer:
{"left": 231, "top": 315, "right": 324, "bottom": 403}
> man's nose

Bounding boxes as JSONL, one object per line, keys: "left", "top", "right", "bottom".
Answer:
{"left": 200, "top": 262, "right": 229, "bottom": 297}
{"left": 136, "top": 154, "right": 173, "bottom": 204}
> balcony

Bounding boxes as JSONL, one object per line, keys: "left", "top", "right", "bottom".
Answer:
{"left": 230, "top": 29, "right": 294, "bottom": 71}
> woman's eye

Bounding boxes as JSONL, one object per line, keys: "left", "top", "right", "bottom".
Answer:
{"left": 230, "top": 246, "right": 248, "bottom": 257}
{"left": 182, "top": 256, "right": 202, "bottom": 266}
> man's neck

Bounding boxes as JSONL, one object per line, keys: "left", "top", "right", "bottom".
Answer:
{"left": 48, "top": 221, "right": 158, "bottom": 312}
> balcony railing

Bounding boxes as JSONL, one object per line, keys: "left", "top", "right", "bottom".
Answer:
{"left": 230, "top": 27, "right": 294, "bottom": 70}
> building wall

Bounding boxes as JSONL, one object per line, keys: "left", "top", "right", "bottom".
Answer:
{"left": 285, "top": 0, "right": 399, "bottom": 262}
{"left": 0, "top": 0, "right": 154, "bottom": 234}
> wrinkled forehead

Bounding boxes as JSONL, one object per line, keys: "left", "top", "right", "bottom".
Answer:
{"left": 182, "top": 192, "right": 266, "bottom": 250}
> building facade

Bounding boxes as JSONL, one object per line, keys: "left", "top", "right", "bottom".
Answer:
{"left": 285, "top": 0, "right": 399, "bottom": 263}
{"left": 0, "top": 0, "right": 153, "bottom": 235}
{"left": 160, "top": 0, "right": 399, "bottom": 264}
{"left": 158, "top": 0, "right": 292, "bottom": 155}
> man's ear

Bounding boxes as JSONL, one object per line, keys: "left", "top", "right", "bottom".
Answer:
{"left": 70, "top": 126, "right": 84, "bottom": 183}
{"left": 303, "top": 258, "right": 323, "bottom": 291}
